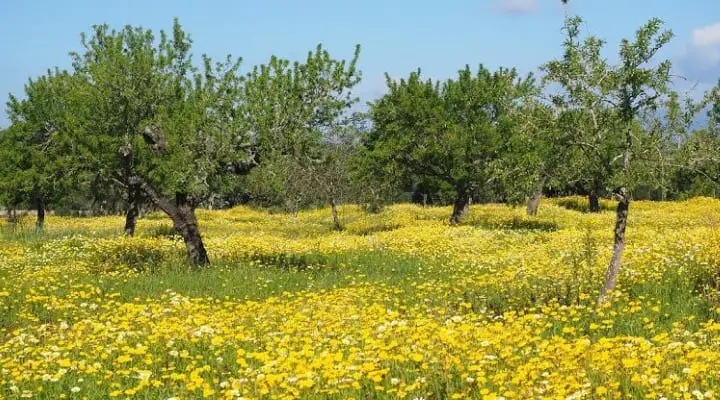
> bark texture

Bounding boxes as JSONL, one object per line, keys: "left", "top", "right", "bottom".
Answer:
{"left": 124, "top": 185, "right": 140, "bottom": 237}
{"left": 331, "top": 199, "right": 343, "bottom": 231}
{"left": 599, "top": 189, "right": 630, "bottom": 302}
{"left": 588, "top": 190, "right": 600, "bottom": 213}
{"left": 131, "top": 176, "right": 209, "bottom": 266}
{"left": 450, "top": 192, "right": 471, "bottom": 225}
{"left": 526, "top": 177, "right": 547, "bottom": 217}
{"left": 35, "top": 197, "right": 45, "bottom": 232}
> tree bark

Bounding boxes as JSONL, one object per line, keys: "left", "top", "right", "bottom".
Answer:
{"left": 35, "top": 197, "right": 45, "bottom": 232}
{"left": 330, "top": 199, "right": 343, "bottom": 231}
{"left": 599, "top": 188, "right": 629, "bottom": 302}
{"left": 450, "top": 191, "right": 471, "bottom": 225}
{"left": 526, "top": 176, "right": 548, "bottom": 217}
{"left": 7, "top": 207, "right": 16, "bottom": 225}
{"left": 130, "top": 176, "right": 209, "bottom": 266}
{"left": 124, "top": 184, "right": 140, "bottom": 237}
{"left": 588, "top": 190, "right": 600, "bottom": 213}
{"left": 422, "top": 193, "right": 428, "bottom": 208}
{"left": 174, "top": 205, "right": 210, "bottom": 266}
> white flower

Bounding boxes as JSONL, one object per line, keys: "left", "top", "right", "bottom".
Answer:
{"left": 390, "top": 378, "right": 400, "bottom": 385}
{"left": 70, "top": 386, "right": 81, "bottom": 393}
{"left": 466, "top": 376, "right": 475, "bottom": 383}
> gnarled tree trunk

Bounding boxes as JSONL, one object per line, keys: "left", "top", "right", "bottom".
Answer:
{"left": 450, "top": 191, "right": 471, "bottom": 225}
{"left": 124, "top": 184, "right": 140, "bottom": 237}
{"left": 330, "top": 199, "right": 343, "bottom": 231}
{"left": 173, "top": 204, "right": 209, "bottom": 266}
{"left": 35, "top": 197, "right": 45, "bottom": 232}
{"left": 599, "top": 188, "right": 629, "bottom": 302}
{"left": 526, "top": 176, "right": 548, "bottom": 217}
{"left": 131, "top": 176, "right": 209, "bottom": 266}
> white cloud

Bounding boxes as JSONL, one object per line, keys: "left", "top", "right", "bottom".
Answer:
{"left": 679, "top": 22, "right": 720, "bottom": 83}
{"left": 496, "top": 0, "right": 538, "bottom": 14}
{"left": 692, "top": 22, "right": 720, "bottom": 47}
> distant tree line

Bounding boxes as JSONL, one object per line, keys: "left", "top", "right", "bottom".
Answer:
{"left": 2, "top": 15, "right": 720, "bottom": 299}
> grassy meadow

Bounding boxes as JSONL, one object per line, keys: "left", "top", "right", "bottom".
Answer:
{"left": 1, "top": 197, "right": 720, "bottom": 399}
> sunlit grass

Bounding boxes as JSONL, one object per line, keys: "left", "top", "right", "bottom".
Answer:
{"left": 1, "top": 197, "right": 720, "bottom": 399}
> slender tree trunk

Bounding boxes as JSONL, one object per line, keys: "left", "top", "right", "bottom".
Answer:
{"left": 588, "top": 190, "right": 600, "bottom": 213}
{"left": 422, "top": 193, "right": 428, "bottom": 208}
{"left": 35, "top": 197, "right": 45, "bottom": 232}
{"left": 131, "top": 176, "right": 209, "bottom": 266}
{"left": 450, "top": 191, "right": 471, "bottom": 225}
{"left": 330, "top": 199, "right": 343, "bottom": 231}
{"left": 124, "top": 185, "right": 140, "bottom": 237}
{"left": 526, "top": 176, "right": 548, "bottom": 217}
{"left": 7, "top": 207, "right": 16, "bottom": 225}
{"left": 599, "top": 188, "right": 630, "bottom": 302}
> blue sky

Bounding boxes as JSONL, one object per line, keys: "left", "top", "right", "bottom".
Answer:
{"left": 1, "top": 0, "right": 719, "bottom": 127}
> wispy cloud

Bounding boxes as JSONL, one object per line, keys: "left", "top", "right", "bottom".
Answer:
{"left": 495, "top": 0, "right": 539, "bottom": 14}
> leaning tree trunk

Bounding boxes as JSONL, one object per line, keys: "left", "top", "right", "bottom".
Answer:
{"left": 526, "top": 176, "right": 548, "bottom": 217}
{"left": 599, "top": 188, "right": 630, "bottom": 302}
{"left": 35, "top": 197, "right": 45, "bottom": 232}
{"left": 588, "top": 190, "right": 600, "bottom": 213}
{"left": 172, "top": 203, "right": 210, "bottom": 266}
{"left": 330, "top": 199, "right": 343, "bottom": 231}
{"left": 450, "top": 191, "right": 471, "bottom": 225}
{"left": 124, "top": 184, "right": 140, "bottom": 237}
{"left": 131, "top": 176, "right": 209, "bottom": 266}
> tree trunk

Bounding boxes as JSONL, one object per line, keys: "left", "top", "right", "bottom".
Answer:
{"left": 599, "top": 189, "right": 629, "bottom": 302}
{"left": 7, "top": 207, "right": 16, "bottom": 225}
{"left": 526, "top": 176, "right": 548, "bottom": 217}
{"left": 450, "top": 191, "right": 471, "bottom": 225}
{"left": 331, "top": 199, "right": 343, "bottom": 231}
{"left": 588, "top": 190, "right": 600, "bottom": 213}
{"left": 174, "top": 205, "right": 210, "bottom": 266}
{"left": 131, "top": 176, "right": 209, "bottom": 266}
{"left": 422, "top": 193, "right": 428, "bottom": 208}
{"left": 124, "top": 185, "right": 140, "bottom": 237}
{"left": 35, "top": 197, "right": 45, "bottom": 232}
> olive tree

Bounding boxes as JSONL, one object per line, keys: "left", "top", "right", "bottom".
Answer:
{"left": 367, "top": 65, "right": 534, "bottom": 224}
{"left": 3, "top": 70, "right": 82, "bottom": 231}
{"left": 66, "top": 20, "right": 246, "bottom": 265}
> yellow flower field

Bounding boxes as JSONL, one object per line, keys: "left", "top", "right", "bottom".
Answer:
{"left": 2, "top": 197, "right": 720, "bottom": 399}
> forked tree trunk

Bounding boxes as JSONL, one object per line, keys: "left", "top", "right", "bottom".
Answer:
{"left": 450, "top": 191, "right": 471, "bottom": 225}
{"left": 599, "top": 189, "right": 630, "bottom": 302}
{"left": 330, "top": 199, "right": 343, "bottom": 231}
{"left": 526, "top": 176, "right": 548, "bottom": 217}
{"left": 124, "top": 185, "right": 140, "bottom": 237}
{"left": 588, "top": 190, "right": 600, "bottom": 213}
{"left": 131, "top": 176, "right": 209, "bottom": 266}
{"left": 35, "top": 197, "right": 45, "bottom": 232}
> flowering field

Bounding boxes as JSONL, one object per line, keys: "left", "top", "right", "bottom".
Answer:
{"left": 2, "top": 197, "right": 720, "bottom": 399}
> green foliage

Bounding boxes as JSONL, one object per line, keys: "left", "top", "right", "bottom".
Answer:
{"left": 366, "top": 65, "right": 535, "bottom": 220}
{"left": 1, "top": 71, "right": 85, "bottom": 216}
{"left": 544, "top": 16, "right": 679, "bottom": 200}
{"left": 67, "top": 19, "right": 246, "bottom": 204}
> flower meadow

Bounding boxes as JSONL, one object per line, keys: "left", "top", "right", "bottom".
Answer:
{"left": 2, "top": 197, "right": 720, "bottom": 399}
